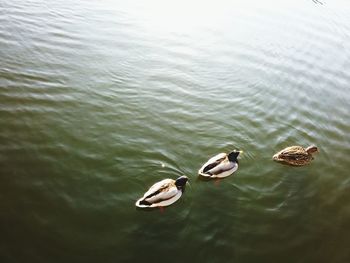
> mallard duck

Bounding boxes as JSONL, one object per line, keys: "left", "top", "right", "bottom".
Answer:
{"left": 273, "top": 145, "right": 319, "bottom": 166}
{"left": 198, "top": 150, "right": 242, "bottom": 179}
{"left": 135, "top": 176, "right": 188, "bottom": 208}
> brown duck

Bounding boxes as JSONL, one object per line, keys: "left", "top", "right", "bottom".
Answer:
{"left": 273, "top": 145, "right": 319, "bottom": 166}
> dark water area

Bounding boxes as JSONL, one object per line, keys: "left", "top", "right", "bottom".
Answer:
{"left": 1, "top": 0, "right": 350, "bottom": 262}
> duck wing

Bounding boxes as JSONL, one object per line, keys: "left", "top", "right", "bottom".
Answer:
{"left": 199, "top": 153, "right": 227, "bottom": 174}
{"left": 206, "top": 160, "right": 236, "bottom": 176}
{"left": 142, "top": 179, "right": 173, "bottom": 198}
{"left": 279, "top": 146, "right": 308, "bottom": 159}
{"left": 144, "top": 186, "right": 178, "bottom": 205}
{"left": 202, "top": 158, "right": 225, "bottom": 173}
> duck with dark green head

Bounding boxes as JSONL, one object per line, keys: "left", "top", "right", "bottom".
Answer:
{"left": 198, "top": 150, "right": 242, "bottom": 179}
{"left": 135, "top": 176, "right": 188, "bottom": 208}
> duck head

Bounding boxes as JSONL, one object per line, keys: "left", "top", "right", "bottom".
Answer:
{"left": 227, "top": 150, "right": 242, "bottom": 162}
{"left": 175, "top": 176, "right": 188, "bottom": 189}
{"left": 306, "top": 145, "right": 319, "bottom": 155}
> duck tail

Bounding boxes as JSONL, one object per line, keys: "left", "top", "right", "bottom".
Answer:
{"left": 139, "top": 199, "right": 151, "bottom": 206}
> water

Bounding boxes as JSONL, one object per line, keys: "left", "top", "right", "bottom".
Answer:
{"left": 1, "top": 0, "right": 350, "bottom": 262}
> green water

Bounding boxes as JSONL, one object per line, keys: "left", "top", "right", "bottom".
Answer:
{"left": 1, "top": 0, "right": 350, "bottom": 262}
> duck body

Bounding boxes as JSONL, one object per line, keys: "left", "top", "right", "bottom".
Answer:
{"left": 135, "top": 176, "right": 188, "bottom": 208}
{"left": 273, "top": 145, "right": 319, "bottom": 166}
{"left": 198, "top": 150, "right": 241, "bottom": 179}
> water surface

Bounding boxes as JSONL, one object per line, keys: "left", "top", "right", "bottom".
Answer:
{"left": 1, "top": 0, "right": 350, "bottom": 262}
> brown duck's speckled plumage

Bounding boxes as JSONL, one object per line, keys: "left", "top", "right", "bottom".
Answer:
{"left": 273, "top": 146, "right": 318, "bottom": 166}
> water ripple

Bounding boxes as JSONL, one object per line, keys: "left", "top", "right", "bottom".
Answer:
{"left": 1, "top": 0, "right": 350, "bottom": 262}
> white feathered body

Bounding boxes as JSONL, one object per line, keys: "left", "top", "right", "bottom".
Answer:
{"left": 135, "top": 179, "right": 183, "bottom": 208}
{"left": 198, "top": 153, "right": 238, "bottom": 178}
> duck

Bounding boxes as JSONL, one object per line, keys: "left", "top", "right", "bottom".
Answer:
{"left": 272, "top": 145, "right": 319, "bottom": 166}
{"left": 135, "top": 176, "right": 188, "bottom": 208}
{"left": 198, "top": 150, "right": 242, "bottom": 179}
